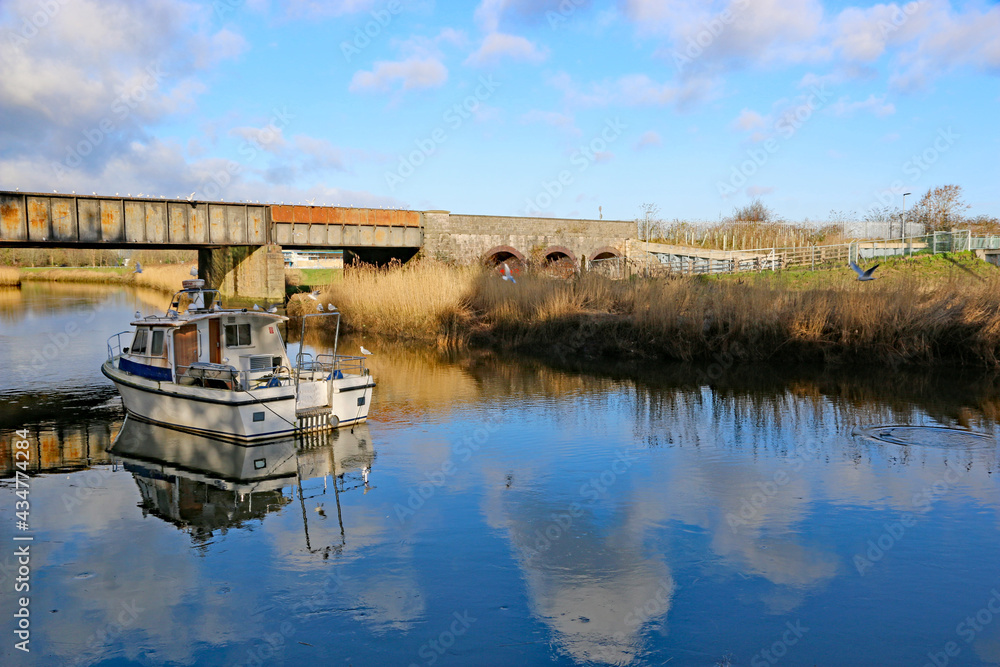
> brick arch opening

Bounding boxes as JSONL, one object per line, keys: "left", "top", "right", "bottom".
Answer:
{"left": 588, "top": 245, "right": 625, "bottom": 277}
{"left": 589, "top": 246, "right": 622, "bottom": 261}
{"left": 542, "top": 245, "right": 578, "bottom": 278}
{"left": 482, "top": 245, "right": 526, "bottom": 268}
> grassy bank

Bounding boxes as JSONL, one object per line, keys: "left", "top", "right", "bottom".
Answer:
{"left": 17, "top": 264, "right": 195, "bottom": 293}
{"left": 295, "top": 254, "right": 1000, "bottom": 368}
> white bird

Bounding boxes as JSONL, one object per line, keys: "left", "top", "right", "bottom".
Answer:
{"left": 212, "top": 302, "right": 222, "bottom": 312}
{"left": 190, "top": 267, "right": 198, "bottom": 277}
{"left": 267, "top": 305, "right": 277, "bottom": 313}
{"left": 360, "top": 345, "right": 372, "bottom": 356}
{"left": 316, "top": 303, "right": 324, "bottom": 312}
{"left": 307, "top": 197, "right": 316, "bottom": 205}
{"left": 501, "top": 262, "right": 516, "bottom": 283}
{"left": 253, "top": 304, "right": 261, "bottom": 311}
{"left": 327, "top": 303, "right": 335, "bottom": 312}
{"left": 134, "top": 311, "right": 141, "bottom": 319}
{"left": 307, "top": 290, "right": 320, "bottom": 300}
{"left": 187, "top": 192, "right": 196, "bottom": 201}
{"left": 850, "top": 261, "right": 879, "bottom": 281}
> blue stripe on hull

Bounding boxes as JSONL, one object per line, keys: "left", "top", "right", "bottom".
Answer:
{"left": 119, "top": 357, "right": 173, "bottom": 382}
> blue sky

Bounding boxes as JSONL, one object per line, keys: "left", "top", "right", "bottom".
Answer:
{"left": 1, "top": 0, "right": 997, "bottom": 223}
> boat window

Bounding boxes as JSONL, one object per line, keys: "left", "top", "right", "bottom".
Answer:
{"left": 225, "top": 323, "right": 252, "bottom": 347}
{"left": 132, "top": 329, "right": 148, "bottom": 355}
{"left": 150, "top": 330, "right": 165, "bottom": 356}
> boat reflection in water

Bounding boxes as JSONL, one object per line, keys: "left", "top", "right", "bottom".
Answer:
{"left": 108, "top": 416, "right": 375, "bottom": 551}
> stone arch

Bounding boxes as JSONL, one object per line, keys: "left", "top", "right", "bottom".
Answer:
{"left": 541, "top": 245, "right": 578, "bottom": 278}
{"left": 589, "top": 246, "right": 622, "bottom": 261}
{"left": 482, "top": 245, "right": 526, "bottom": 267}
{"left": 542, "top": 245, "right": 577, "bottom": 265}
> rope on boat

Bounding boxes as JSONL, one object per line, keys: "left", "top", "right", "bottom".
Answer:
{"left": 237, "top": 385, "right": 298, "bottom": 429}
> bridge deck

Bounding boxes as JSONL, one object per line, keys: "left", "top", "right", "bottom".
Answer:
{"left": 0, "top": 192, "right": 422, "bottom": 248}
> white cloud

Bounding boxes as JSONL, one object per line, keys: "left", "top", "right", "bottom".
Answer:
{"left": 282, "top": 0, "right": 379, "bottom": 18}
{"left": 0, "top": 0, "right": 244, "bottom": 176}
{"left": 349, "top": 57, "right": 448, "bottom": 92}
{"left": 830, "top": 93, "right": 895, "bottom": 117}
{"left": 550, "top": 71, "right": 717, "bottom": 109}
{"left": 465, "top": 32, "right": 547, "bottom": 66}
{"left": 733, "top": 109, "right": 766, "bottom": 131}
{"left": 747, "top": 185, "right": 775, "bottom": 197}
{"left": 520, "top": 109, "right": 579, "bottom": 135}
{"left": 473, "top": 0, "right": 582, "bottom": 32}
{"left": 634, "top": 130, "right": 662, "bottom": 150}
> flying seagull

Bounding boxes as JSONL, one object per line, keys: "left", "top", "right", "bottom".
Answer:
{"left": 850, "top": 261, "right": 879, "bottom": 281}
{"left": 307, "top": 290, "right": 320, "bottom": 301}
{"left": 267, "top": 305, "right": 277, "bottom": 313}
{"left": 187, "top": 192, "right": 196, "bottom": 201}
{"left": 360, "top": 345, "right": 372, "bottom": 356}
{"left": 501, "top": 262, "right": 516, "bottom": 283}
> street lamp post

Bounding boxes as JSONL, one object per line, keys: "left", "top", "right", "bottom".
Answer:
{"left": 902, "top": 192, "right": 911, "bottom": 250}
{"left": 644, "top": 210, "right": 649, "bottom": 278}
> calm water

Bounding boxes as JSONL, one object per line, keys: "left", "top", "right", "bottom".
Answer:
{"left": 2, "top": 283, "right": 1000, "bottom": 666}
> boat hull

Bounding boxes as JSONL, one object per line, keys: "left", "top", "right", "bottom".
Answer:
{"left": 102, "top": 359, "right": 373, "bottom": 441}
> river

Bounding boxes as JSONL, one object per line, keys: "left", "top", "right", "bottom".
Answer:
{"left": 2, "top": 283, "right": 1000, "bottom": 666}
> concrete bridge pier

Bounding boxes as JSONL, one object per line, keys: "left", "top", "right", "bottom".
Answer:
{"left": 198, "top": 244, "right": 284, "bottom": 304}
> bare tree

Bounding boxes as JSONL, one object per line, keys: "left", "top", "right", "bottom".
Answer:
{"left": 730, "top": 198, "right": 775, "bottom": 223}
{"left": 636, "top": 202, "right": 661, "bottom": 241}
{"left": 911, "top": 185, "right": 970, "bottom": 232}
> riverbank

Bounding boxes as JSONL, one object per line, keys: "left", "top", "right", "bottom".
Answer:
{"left": 291, "top": 253, "right": 1000, "bottom": 368}
{"left": 13, "top": 264, "right": 194, "bottom": 293}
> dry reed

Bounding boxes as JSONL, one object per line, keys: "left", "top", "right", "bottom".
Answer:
{"left": 299, "top": 258, "right": 1000, "bottom": 368}
{"left": 0, "top": 267, "right": 20, "bottom": 286}
{"left": 16, "top": 264, "right": 195, "bottom": 293}
{"left": 290, "top": 261, "right": 477, "bottom": 341}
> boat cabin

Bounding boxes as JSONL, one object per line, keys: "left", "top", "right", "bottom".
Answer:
{"left": 117, "top": 280, "right": 291, "bottom": 390}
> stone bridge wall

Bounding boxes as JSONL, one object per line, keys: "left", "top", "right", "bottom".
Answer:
{"left": 422, "top": 211, "right": 633, "bottom": 265}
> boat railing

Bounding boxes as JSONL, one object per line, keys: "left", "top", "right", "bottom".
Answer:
{"left": 107, "top": 331, "right": 133, "bottom": 362}
{"left": 176, "top": 363, "right": 240, "bottom": 390}
{"left": 240, "top": 365, "right": 293, "bottom": 390}
{"left": 317, "top": 354, "right": 368, "bottom": 377}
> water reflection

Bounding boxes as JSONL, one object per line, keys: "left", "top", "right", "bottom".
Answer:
{"left": 5, "top": 283, "right": 1000, "bottom": 665}
{"left": 109, "top": 417, "right": 376, "bottom": 550}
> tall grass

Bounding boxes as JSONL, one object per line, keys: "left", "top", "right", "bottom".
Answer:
{"left": 0, "top": 267, "right": 20, "bottom": 286}
{"left": 290, "top": 261, "right": 478, "bottom": 341}
{"left": 17, "top": 264, "right": 195, "bottom": 293}
{"left": 299, "top": 258, "right": 1000, "bottom": 368}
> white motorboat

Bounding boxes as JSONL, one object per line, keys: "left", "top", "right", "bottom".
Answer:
{"left": 102, "top": 279, "right": 374, "bottom": 440}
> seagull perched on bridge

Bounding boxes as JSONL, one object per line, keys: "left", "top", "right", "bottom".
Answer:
{"left": 850, "top": 261, "right": 879, "bottom": 281}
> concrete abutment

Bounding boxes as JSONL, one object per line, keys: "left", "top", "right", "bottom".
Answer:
{"left": 198, "top": 245, "right": 284, "bottom": 303}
